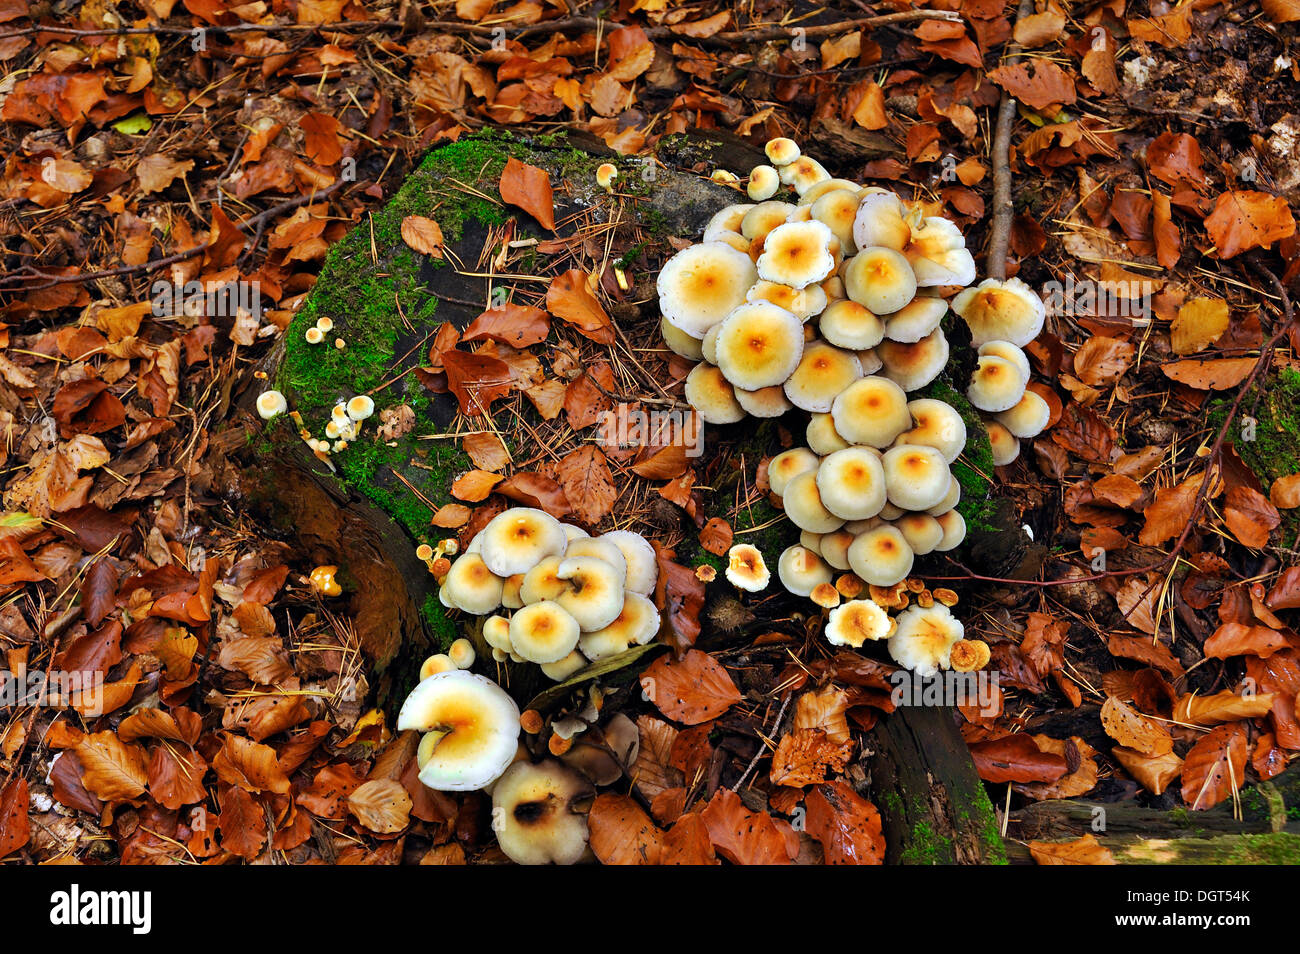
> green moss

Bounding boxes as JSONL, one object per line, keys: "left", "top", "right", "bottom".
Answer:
{"left": 420, "top": 593, "right": 459, "bottom": 650}
{"left": 921, "top": 380, "right": 997, "bottom": 533}
{"left": 900, "top": 818, "right": 953, "bottom": 865}
{"left": 955, "top": 789, "right": 1009, "bottom": 865}
{"left": 1226, "top": 833, "right": 1300, "bottom": 864}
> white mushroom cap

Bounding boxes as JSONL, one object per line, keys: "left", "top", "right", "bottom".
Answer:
{"left": 448, "top": 637, "right": 476, "bottom": 669}
{"left": 824, "top": 599, "right": 892, "bottom": 648}
{"left": 520, "top": 556, "right": 566, "bottom": 605}
{"left": 810, "top": 189, "right": 861, "bottom": 254}
{"left": 397, "top": 669, "right": 521, "bottom": 791}
{"left": 934, "top": 509, "right": 967, "bottom": 551}
{"left": 781, "top": 470, "right": 847, "bottom": 533}
{"left": 658, "top": 242, "right": 758, "bottom": 338}
{"left": 831, "top": 375, "right": 911, "bottom": 447}
{"left": 765, "top": 137, "right": 801, "bottom": 166}
{"left": 785, "top": 204, "right": 813, "bottom": 223}
{"left": 660, "top": 315, "right": 705, "bottom": 361}
{"left": 735, "top": 385, "right": 794, "bottom": 417}
{"left": 801, "top": 178, "right": 863, "bottom": 205}
{"left": 986, "top": 419, "right": 1021, "bottom": 466}
{"left": 509, "top": 600, "right": 582, "bottom": 663}
{"left": 479, "top": 508, "right": 569, "bottom": 577}
{"left": 844, "top": 247, "right": 917, "bottom": 315}
{"left": 799, "top": 530, "right": 823, "bottom": 554}
{"left": 952, "top": 277, "right": 1045, "bottom": 346}
{"left": 895, "top": 513, "right": 945, "bottom": 555}
{"left": 967, "top": 354, "right": 1028, "bottom": 412}
{"left": 419, "top": 653, "right": 457, "bottom": 679}
{"left": 483, "top": 615, "right": 514, "bottom": 652}
{"left": 597, "top": 530, "right": 657, "bottom": 596}
{"left": 541, "top": 650, "right": 588, "bottom": 682}
{"left": 817, "top": 446, "right": 888, "bottom": 521}
{"left": 564, "top": 537, "right": 628, "bottom": 585}
{"left": 757, "top": 220, "right": 837, "bottom": 289}
{"left": 806, "top": 412, "right": 850, "bottom": 455}
{"left": 818, "top": 299, "right": 884, "bottom": 351}
{"left": 878, "top": 328, "right": 950, "bottom": 392}
{"left": 977, "top": 340, "right": 1031, "bottom": 381}
{"left": 926, "top": 476, "right": 962, "bottom": 516}
{"left": 725, "top": 543, "right": 770, "bottom": 591}
{"left": 816, "top": 529, "right": 855, "bottom": 571}
{"left": 900, "top": 399, "right": 968, "bottom": 464}
{"left": 561, "top": 524, "right": 589, "bottom": 542}
{"left": 578, "top": 591, "right": 660, "bottom": 660}
{"left": 347, "top": 395, "right": 375, "bottom": 421}
{"left": 996, "top": 389, "right": 1051, "bottom": 438}
{"left": 882, "top": 444, "right": 952, "bottom": 512}
{"left": 441, "top": 553, "right": 505, "bottom": 614}
{"left": 700, "top": 324, "right": 721, "bottom": 364}
{"left": 741, "top": 201, "right": 797, "bottom": 241}
{"left": 778, "top": 155, "right": 831, "bottom": 195}
{"left": 704, "top": 203, "right": 754, "bottom": 241}
{"left": 782, "top": 340, "right": 863, "bottom": 412}
{"left": 746, "top": 279, "right": 823, "bottom": 319}
{"left": 747, "top": 164, "right": 781, "bottom": 201}
{"left": 685, "top": 362, "right": 746, "bottom": 424}
{"left": 713, "top": 302, "right": 805, "bottom": 389}
{"left": 852, "top": 191, "right": 911, "bottom": 251}
{"left": 555, "top": 556, "right": 626, "bottom": 631}
{"left": 856, "top": 347, "right": 883, "bottom": 375}
{"left": 882, "top": 296, "right": 947, "bottom": 343}
{"left": 778, "top": 544, "right": 833, "bottom": 596}
{"left": 256, "top": 390, "right": 288, "bottom": 420}
{"left": 710, "top": 230, "right": 753, "bottom": 256}
{"left": 905, "top": 216, "right": 976, "bottom": 287}
{"left": 767, "top": 448, "right": 819, "bottom": 498}
{"left": 491, "top": 759, "right": 594, "bottom": 865}
{"left": 887, "top": 604, "right": 964, "bottom": 676}
{"left": 847, "top": 525, "right": 915, "bottom": 587}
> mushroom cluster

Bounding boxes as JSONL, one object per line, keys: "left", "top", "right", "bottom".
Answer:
{"left": 432, "top": 506, "right": 660, "bottom": 681}
{"left": 660, "top": 137, "right": 1049, "bottom": 676}
{"left": 254, "top": 386, "right": 375, "bottom": 461}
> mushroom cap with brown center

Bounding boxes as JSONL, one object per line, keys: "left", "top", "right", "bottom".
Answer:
{"left": 713, "top": 301, "right": 805, "bottom": 390}
{"left": 768, "top": 446, "right": 821, "bottom": 496}
{"left": 440, "top": 552, "right": 506, "bottom": 615}
{"left": 782, "top": 340, "right": 864, "bottom": 412}
{"left": 824, "top": 598, "right": 893, "bottom": 648}
{"left": 781, "top": 470, "right": 847, "bottom": 533}
{"left": 967, "top": 354, "right": 1028, "bottom": 412}
{"left": 725, "top": 543, "right": 771, "bottom": 591}
{"left": 951, "top": 277, "right": 1045, "bottom": 346}
{"left": 877, "top": 328, "right": 950, "bottom": 392}
{"left": 684, "top": 362, "right": 746, "bottom": 424}
{"left": 578, "top": 591, "right": 661, "bottom": 660}
{"left": 397, "top": 670, "right": 522, "bottom": 791}
{"left": 844, "top": 246, "right": 918, "bottom": 315}
{"left": 491, "top": 759, "right": 595, "bottom": 865}
{"left": 887, "top": 603, "right": 964, "bottom": 676}
{"left": 555, "top": 556, "right": 626, "bottom": 632}
{"left": 881, "top": 444, "right": 952, "bottom": 512}
{"left": 899, "top": 398, "right": 968, "bottom": 464}
{"left": 658, "top": 241, "right": 758, "bottom": 338}
{"left": 778, "top": 544, "right": 834, "bottom": 597}
{"left": 757, "top": 220, "right": 838, "bottom": 289}
{"left": 831, "top": 375, "right": 911, "bottom": 448}
{"left": 478, "top": 507, "right": 569, "bottom": 577}
{"left": 818, "top": 299, "right": 885, "bottom": 351}
{"left": 816, "top": 446, "right": 888, "bottom": 521}
{"left": 847, "top": 524, "right": 915, "bottom": 587}
{"left": 509, "top": 600, "right": 582, "bottom": 664}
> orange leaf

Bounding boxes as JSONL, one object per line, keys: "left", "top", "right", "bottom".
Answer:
{"left": 450, "top": 469, "right": 504, "bottom": 502}
{"left": 75, "top": 731, "right": 148, "bottom": 801}
{"left": 1204, "top": 190, "right": 1296, "bottom": 259}
{"left": 442, "top": 349, "right": 513, "bottom": 415}
{"left": 640, "top": 649, "right": 741, "bottom": 725}
{"left": 587, "top": 793, "right": 663, "bottom": 864}
{"left": 1101, "top": 696, "right": 1174, "bottom": 756}
{"left": 1029, "top": 833, "right": 1116, "bottom": 865}
{"left": 805, "top": 780, "right": 885, "bottom": 865}
{"left": 700, "top": 788, "right": 796, "bottom": 865}
{"left": 605, "top": 25, "right": 654, "bottom": 81}
{"left": 1181, "top": 724, "right": 1248, "bottom": 810}
{"left": 968, "top": 734, "right": 1069, "bottom": 783}
{"left": 698, "top": 517, "right": 732, "bottom": 556}
{"left": 547, "top": 270, "right": 615, "bottom": 345}
{"left": 496, "top": 472, "right": 572, "bottom": 518}
{"left": 499, "top": 157, "right": 555, "bottom": 230}
{"left": 461, "top": 304, "right": 550, "bottom": 348}
{"left": 461, "top": 431, "right": 510, "bottom": 471}
{"left": 988, "top": 59, "right": 1077, "bottom": 110}
{"left": 555, "top": 445, "right": 617, "bottom": 527}
{"left": 212, "top": 733, "right": 291, "bottom": 794}
{"left": 1204, "top": 622, "right": 1292, "bottom": 660}
{"left": 400, "top": 214, "right": 445, "bottom": 258}
{"left": 1223, "top": 486, "right": 1280, "bottom": 548}
{"left": 0, "top": 777, "right": 30, "bottom": 860}
{"left": 1112, "top": 745, "right": 1183, "bottom": 795}
{"left": 300, "top": 112, "right": 343, "bottom": 165}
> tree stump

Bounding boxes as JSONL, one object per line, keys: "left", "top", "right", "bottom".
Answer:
{"left": 214, "top": 128, "right": 1012, "bottom": 863}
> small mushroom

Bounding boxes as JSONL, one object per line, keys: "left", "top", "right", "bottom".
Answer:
{"left": 782, "top": 341, "right": 863, "bottom": 412}
{"left": 305, "top": 326, "right": 325, "bottom": 344}
{"left": 703, "top": 204, "right": 755, "bottom": 241}
{"left": 895, "top": 513, "right": 945, "bottom": 556}
{"left": 554, "top": 557, "right": 625, "bottom": 631}
{"left": 967, "top": 354, "right": 1028, "bottom": 412}
{"left": 256, "top": 390, "right": 288, "bottom": 420}
{"left": 844, "top": 246, "right": 917, "bottom": 315}
{"left": 448, "top": 638, "right": 476, "bottom": 669}
{"left": 578, "top": 591, "right": 660, "bottom": 660}
{"left": 736, "top": 385, "right": 795, "bottom": 418}
{"left": 541, "top": 650, "right": 589, "bottom": 681}
{"left": 887, "top": 603, "right": 964, "bottom": 676}
{"left": 740, "top": 201, "right": 796, "bottom": 242}
{"left": 346, "top": 395, "right": 375, "bottom": 421}
{"left": 509, "top": 601, "right": 582, "bottom": 664}
{"left": 765, "top": 137, "right": 801, "bottom": 166}
{"left": 882, "top": 296, "right": 947, "bottom": 343}
{"left": 725, "top": 543, "right": 770, "bottom": 591}
{"left": 816, "top": 446, "right": 887, "bottom": 521}
{"left": 806, "top": 412, "right": 851, "bottom": 455}
{"left": 595, "top": 162, "right": 618, "bottom": 193}
{"left": 419, "top": 653, "right": 456, "bottom": 679}
{"left": 899, "top": 399, "right": 968, "bottom": 465}
{"left": 933, "top": 509, "right": 967, "bottom": 551}
{"left": 309, "top": 565, "right": 342, "bottom": 597}
{"left": 818, "top": 300, "right": 885, "bottom": 351}
{"left": 479, "top": 507, "right": 568, "bottom": 577}
{"left": 996, "top": 390, "right": 1051, "bottom": 438}
{"left": 831, "top": 375, "right": 911, "bottom": 448}
{"left": 882, "top": 444, "right": 952, "bottom": 512}
{"left": 747, "top": 164, "right": 780, "bottom": 201}
{"left": 847, "top": 525, "right": 914, "bottom": 587}
{"left": 440, "top": 553, "right": 505, "bottom": 614}
{"left": 757, "top": 220, "right": 837, "bottom": 289}
{"left": 520, "top": 556, "right": 566, "bottom": 605}
{"left": 658, "top": 242, "right": 757, "bottom": 338}
{"left": 713, "top": 301, "right": 805, "bottom": 391}
{"left": 684, "top": 362, "right": 745, "bottom": 424}
{"left": 659, "top": 315, "right": 705, "bottom": 360}
{"left": 824, "top": 598, "right": 892, "bottom": 648}
{"left": 952, "top": 277, "right": 1045, "bottom": 347}
{"left": 781, "top": 470, "right": 847, "bottom": 533}
{"left": 778, "top": 544, "right": 833, "bottom": 597}
{"left": 768, "top": 447, "right": 820, "bottom": 497}
{"left": 877, "top": 328, "right": 950, "bottom": 392}
{"left": 597, "top": 530, "right": 658, "bottom": 597}
{"left": 985, "top": 419, "right": 1021, "bottom": 466}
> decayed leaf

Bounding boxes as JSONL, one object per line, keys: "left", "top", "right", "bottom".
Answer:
{"left": 1173, "top": 689, "right": 1275, "bottom": 726}
{"left": 639, "top": 649, "right": 741, "bottom": 725}
{"left": 769, "top": 728, "right": 854, "bottom": 788}
{"left": 700, "top": 788, "right": 796, "bottom": 865}
{"left": 1161, "top": 356, "right": 1257, "bottom": 390}
{"left": 1171, "top": 298, "right": 1229, "bottom": 355}
{"left": 1181, "top": 724, "right": 1248, "bottom": 810}
{"left": 1100, "top": 696, "right": 1173, "bottom": 756}
{"left": 804, "top": 781, "right": 884, "bottom": 865}
{"left": 219, "top": 785, "right": 267, "bottom": 860}
{"left": 1270, "top": 474, "right": 1300, "bottom": 509}
{"left": 968, "top": 734, "right": 1069, "bottom": 783}
{"left": 1204, "top": 190, "right": 1296, "bottom": 259}
{"left": 400, "top": 215, "right": 445, "bottom": 258}
{"left": 75, "top": 731, "right": 149, "bottom": 800}
{"left": 348, "top": 778, "right": 413, "bottom": 833}
{"left": 1223, "top": 486, "right": 1279, "bottom": 548}
{"left": 1111, "top": 745, "right": 1183, "bottom": 795}
{"left": 1203, "top": 622, "right": 1291, "bottom": 659}
{"left": 499, "top": 157, "right": 555, "bottom": 230}
{"left": 442, "top": 349, "right": 513, "bottom": 415}
{"left": 556, "top": 445, "right": 617, "bottom": 527}
{"left": 0, "top": 777, "right": 29, "bottom": 860}
{"left": 212, "top": 733, "right": 291, "bottom": 794}
{"left": 1029, "top": 833, "right": 1116, "bottom": 865}
{"left": 987, "top": 59, "right": 1077, "bottom": 110}
{"left": 546, "top": 270, "right": 615, "bottom": 345}
{"left": 136, "top": 154, "right": 194, "bottom": 193}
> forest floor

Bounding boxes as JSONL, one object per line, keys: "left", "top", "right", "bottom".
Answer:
{"left": 1, "top": 0, "right": 1300, "bottom": 865}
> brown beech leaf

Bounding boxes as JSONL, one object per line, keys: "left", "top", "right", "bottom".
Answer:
{"left": 348, "top": 778, "right": 412, "bottom": 834}
{"left": 587, "top": 792, "right": 664, "bottom": 864}
{"left": 400, "top": 215, "right": 445, "bottom": 258}
{"left": 1145, "top": 132, "right": 1206, "bottom": 189}
{"left": 1270, "top": 474, "right": 1300, "bottom": 509}
{"left": 1246, "top": 651, "right": 1300, "bottom": 748}
{"left": 700, "top": 788, "right": 796, "bottom": 865}
{"left": 556, "top": 445, "right": 617, "bottom": 527}
{"left": 1223, "top": 486, "right": 1279, "bottom": 548}
{"left": 1014, "top": 735, "right": 1099, "bottom": 800}
{"left": 461, "top": 304, "right": 550, "bottom": 348}
{"left": 1171, "top": 298, "right": 1228, "bottom": 355}
{"left": 1100, "top": 696, "right": 1173, "bottom": 756}
{"left": 698, "top": 517, "right": 732, "bottom": 556}
{"left": 450, "top": 469, "right": 504, "bottom": 502}
{"left": 1139, "top": 474, "right": 1204, "bottom": 546}
{"left": 219, "top": 785, "right": 267, "bottom": 860}
{"left": 1181, "top": 724, "right": 1248, "bottom": 810}
{"left": 75, "top": 731, "right": 148, "bottom": 801}
{"left": 640, "top": 649, "right": 741, "bottom": 725}
{"left": 968, "top": 734, "right": 1069, "bottom": 783}
{"left": 442, "top": 349, "right": 513, "bottom": 416}
{"left": 1073, "top": 335, "right": 1133, "bottom": 386}
{"left": 212, "top": 733, "right": 291, "bottom": 794}
{"left": 1204, "top": 190, "right": 1296, "bottom": 259}
{"left": 1029, "top": 833, "right": 1116, "bottom": 865}
{"left": 804, "top": 780, "right": 885, "bottom": 865}
{"left": 1161, "top": 357, "right": 1257, "bottom": 390}
{"left": 462, "top": 431, "right": 511, "bottom": 471}
{"left": 547, "top": 270, "right": 615, "bottom": 345}
{"left": 499, "top": 157, "right": 555, "bottom": 230}
{"left": 148, "top": 743, "right": 208, "bottom": 810}
{"left": 631, "top": 444, "right": 688, "bottom": 480}
{"left": 496, "top": 471, "right": 572, "bottom": 519}
{"left": 1112, "top": 745, "right": 1183, "bottom": 795}
{"left": 1203, "top": 622, "right": 1292, "bottom": 660}
{"left": 0, "top": 777, "right": 29, "bottom": 860}
{"left": 653, "top": 547, "right": 705, "bottom": 653}
{"left": 769, "top": 728, "right": 854, "bottom": 788}
{"left": 605, "top": 25, "right": 654, "bottom": 81}
{"left": 1173, "top": 689, "right": 1275, "bottom": 726}
{"left": 988, "top": 59, "right": 1077, "bottom": 109}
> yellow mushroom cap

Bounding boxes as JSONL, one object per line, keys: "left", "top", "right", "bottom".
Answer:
{"left": 882, "top": 444, "right": 952, "bottom": 512}
{"left": 541, "top": 650, "right": 589, "bottom": 682}
{"left": 508, "top": 600, "right": 582, "bottom": 663}
{"left": 419, "top": 653, "right": 457, "bottom": 680}
{"left": 757, "top": 220, "right": 837, "bottom": 290}
{"left": 735, "top": 385, "right": 794, "bottom": 418}
{"left": 817, "top": 298, "right": 885, "bottom": 352}
{"left": 847, "top": 525, "right": 915, "bottom": 587}
{"left": 985, "top": 419, "right": 1021, "bottom": 466}
{"left": 725, "top": 543, "right": 770, "bottom": 591}
{"left": 685, "top": 362, "right": 745, "bottom": 424}
{"left": 887, "top": 604, "right": 964, "bottom": 676}
{"left": 996, "top": 389, "right": 1051, "bottom": 438}
{"left": 713, "top": 301, "right": 805, "bottom": 390}
{"left": 778, "top": 544, "right": 834, "bottom": 597}
{"left": 882, "top": 296, "right": 948, "bottom": 343}
{"left": 660, "top": 315, "right": 705, "bottom": 361}
{"left": 895, "top": 513, "right": 945, "bottom": 555}
{"left": 741, "top": 201, "right": 797, "bottom": 241}
{"left": 781, "top": 470, "right": 847, "bottom": 533}
{"left": 878, "top": 328, "right": 950, "bottom": 393}
{"left": 448, "top": 637, "right": 476, "bottom": 669}
{"left": 346, "top": 395, "right": 375, "bottom": 421}
{"left": 951, "top": 277, "right": 1045, "bottom": 346}
{"left": 596, "top": 162, "right": 618, "bottom": 190}
{"left": 934, "top": 509, "right": 967, "bottom": 551}
{"left": 949, "top": 639, "right": 989, "bottom": 673}
{"left": 440, "top": 553, "right": 505, "bottom": 615}
{"left": 564, "top": 537, "right": 628, "bottom": 585}
{"left": 824, "top": 598, "right": 892, "bottom": 648}
{"left": 811, "top": 582, "right": 841, "bottom": 608}
{"left": 768, "top": 447, "right": 820, "bottom": 497}
{"left": 782, "top": 340, "right": 863, "bottom": 413}
{"left": 555, "top": 556, "right": 626, "bottom": 632}
{"left": 778, "top": 155, "right": 831, "bottom": 196}
{"left": 977, "top": 339, "right": 1031, "bottom": 381}
{"left": 479, "top": 507, "right": 569, "bottom": 577}
{"left": 256, "top": 389, "right": 288, "bottom": 420}
{"left": 746, "top": 279, "right": 828, "bottom": 320}
{"left": 899, "top": 398, "right": 968, "bottom": 465}
{"left": 817, "top": 446, "right": 888, "bottom": 521}
{"left": 831, "top": 375, "right": 911, "bottom": 447}
{"left": 704, "top": 203, "right": 754, "bottom": 241}
{"left": 483, "top": 615, "right": 514, "bottom": 652}
{"left": 520, "top": 555, "right": 566, "bottom": 605}
{"left": 810, "top": 189, "right": 861, "bottom": 254}
{"left": 904, "top": 215, "right": 976, "bottom": 287}
{"left": 397, "top": 670, "right": 521, "bottom": 791}
{"left": 852, "top": 191, "right": 911, "bottom": 251}
{"left": 967, "top": 354, "right": 1028, "bottom": 412}
{"left": 926, "top": 477, "right": 961, "bottom": 516}
{"left": 305, "top": 326, "right": 325, "bottom": 345}
{"left": 578, "top": 591, "right": 660, "bottom": 660}
{"left": 597, "top": 530, "right": 657, "bottom": 596}
{"left": 844, "top": 246, "right": 918, "bottom": 316}
{"left": 658, "top": 241, "right": 758, "bottom": 338}
{"left": 765, "top": 137, "right": 801, "bottom": 166}
{"left": 491, "top": 759, "right": 594, "bottom": 865}
{"left": 816, "top": 529, "right": 856, "bottom": 571}
{"left": 806, "top": 412, "right": 851, "bottom": 455}
{"left": 800, "top": 178, "right": 862, "bottom": 205}
{"left": 747, "top": 164, "right": 781, "bottom": 201}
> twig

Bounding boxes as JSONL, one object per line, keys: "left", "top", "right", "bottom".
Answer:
{"left": 985, "top": 0, "right": 1035, "bottom": 280}
{"left": 731, "top": 690, "right": 793, "bottom": 791}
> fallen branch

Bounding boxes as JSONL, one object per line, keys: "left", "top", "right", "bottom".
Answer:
{"left": 985, "top": 0, "right": 1035, "bottom": 281}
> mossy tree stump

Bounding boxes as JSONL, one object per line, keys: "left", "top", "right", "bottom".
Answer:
{"left": 222, "top": 128, "right": 1014, "bottom": 864}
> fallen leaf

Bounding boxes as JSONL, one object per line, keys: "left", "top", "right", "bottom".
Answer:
{"left": 968, "top": 734, "right": 1069, "bottom": 783}
{"left": 988, "top": 59, "right": 1077, "bottom": 110}
{"left": 1111, "top": 745, "right": 1183, "bottom": 795}
{"left": 640, "top": 649, "right": 741, "bottom": 725}
{"left": 1173, "top": 689, "right": 1275, "bottom": 725}
{"left": 1029, "top": 833, "right": 1116, "bottom": 865}
{"left": 400, "top": 215, "right": 445, "bottom": 258}
{"left": 1101, "top": 696, "right": 1173, "bottom": 756}
{"left": 75, "top": 731, "right": 148, "bottom": 800}
{"left": 804, "top": 781, "right": 884, "bottom": 865}
{"left": 700, "top": 788, "right": 796, "bottom": 865}
{"left": 348, "top": 778, "right": 412, "bottom": 833}
{"left": 1203, "top": 622, "right": 1292, "bottom": 659}
{"left": 499, "top": 157, "right": 555, "bottom": 230}
{"left": 547, "top": 270, "right": 615, "bottom": 345}
{"left": 1162, "top": 356, "right": 1257, "bottom": 390}
{"left": 556, "top": 445, "right": 617, "bottom": 526}
{"left": 1171, "top": 298, "right": 1229, "bottom": 355}
{"left": 587, "top": 792, "right": 663, "bottom": 864}
{"left": 1223, "top": 486, "right": 1280, "bottom": 548}
{"left": 1204, "top": 190, "right": 1296, "bottom": 259}
{"left": 1181, "top": 724, "right": 1248, "bottom": 810}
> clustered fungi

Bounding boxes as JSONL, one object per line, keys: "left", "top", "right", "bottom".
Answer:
{"left": 660, "top": 137, "right": 1044, "bottom": 676}
{"left": 255, "top": 386, "right": 375, "bottom": 460}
